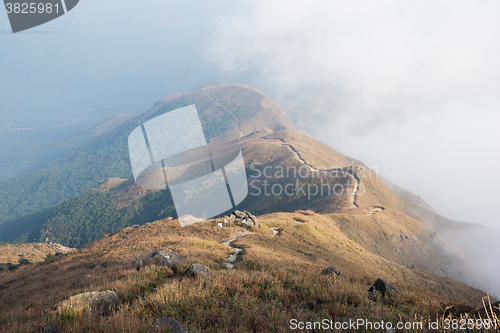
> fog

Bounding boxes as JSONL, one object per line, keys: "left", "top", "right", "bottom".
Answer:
{"left": 0, "top": 1, "right": 243, "bottom": 128}
{"left": 208, "top": 0, "right": 500, "bottom": 230}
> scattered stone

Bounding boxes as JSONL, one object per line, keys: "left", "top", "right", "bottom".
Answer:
{"left": 321, "top": 266, "right": 347, "bottom": 279}
{"left": 270, "top": 227, "right": 281, "bottom": 235}
{"left": 46, "top": 290, "right": 121, "bottom": 316}
{"left": 151, "top": 317, "right": 188, "bottom": 333}
{"left": 70, "top": 275, "right": 92, "bottom": 288}
{"left": 305, "top": 254, "right": 317, "bottom": 261}
{"left": 44, "top": 326, "right": 64, "bottom": 333}
{"left": 230, "top": 210, "right": 259, "bottom": 228}
{"left": 368, "top": 278, "right": 400, "bottom": 297}
{"left": 182, "top": 263, "right": 212, "bottom": 279}
{"left": 132, "top": 250, "right": 184, "bottom": 273}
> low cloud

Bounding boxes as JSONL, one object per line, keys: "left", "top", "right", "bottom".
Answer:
{"left": 209, "top": 0, "right": 500, "bottom": 228}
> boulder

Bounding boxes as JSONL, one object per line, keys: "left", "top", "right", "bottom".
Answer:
{"left": 132, "top": 250, "right": 184, "bottom": 273}
{"left": 46, "top": 290, "right": 121, "bottom": 316}
{"left": 229, "top": 210, "right": 259, "bottom": 228}
{"left": 151, "top": 317, "right": 188, "bottom": 333}
{"left": 233, "top": 210, "right": 246, "bottom": 219}
{"left": 368, "top": 278, "right": 399, "bottom": 297}
{"left": 69, "top": 275, "right": 91, "bottom": 288}
{"left": 182, "top": 263, "right": 212, "bottom": 279}
{"left": 44, "top": 326, "right": 64, "bottom": 333}
{"left": 321, "top": 266, "right": 347, "bottom": 279}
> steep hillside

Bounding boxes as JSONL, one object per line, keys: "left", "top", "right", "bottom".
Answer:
{"left": 0, "top": 85, "right": 298, "bottom": 224}
{"left": 0, "top": 213, "right": 494, "bottom": 332}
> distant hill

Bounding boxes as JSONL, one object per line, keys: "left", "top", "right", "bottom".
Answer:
{"left": 0, "top": 85, "right": 298, "bottom": 224}
{"left": 1, "top": 84, "right": 499, "bottom": 299}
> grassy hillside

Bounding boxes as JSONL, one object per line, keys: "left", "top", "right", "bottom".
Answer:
{"left": 0, "top": 129, "right": 365, "bottom": 248}
{"left": 0, "top": 85, "right": 298, "bottom": 225}
{"left": 0, "top": 212, "right": 495, "bottom": 332}
{"left": 0, "top": 242, "right": 75, "bottom": 272}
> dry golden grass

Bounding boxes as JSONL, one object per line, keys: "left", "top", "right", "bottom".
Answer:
{"left": 0, "top": 243, "right": 74, "bottom": 270}
{"left": 0, "top": 212, "right": 497, "bottom": 332}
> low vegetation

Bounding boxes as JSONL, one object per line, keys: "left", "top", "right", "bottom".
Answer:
{"left": 0, "top": 212, "right": 496, "bottom": 332}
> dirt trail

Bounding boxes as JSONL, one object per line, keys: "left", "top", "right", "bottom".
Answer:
{"left": 222, "top": 229, "right": 250, "bottom": 269}
{"left": 261, "top": 137, "right": 360, "bottom": 207}
{"left": 204, "top": 88, "right": 243, "bottom": 139}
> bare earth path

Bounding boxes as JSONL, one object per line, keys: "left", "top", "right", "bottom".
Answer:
{"left": 261, "top": 137, "right": 360, "bottom": 207}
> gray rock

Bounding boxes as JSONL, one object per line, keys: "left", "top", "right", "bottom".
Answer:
{"left": 321, "top": 266, "right": 347, "bottom": 279}
{"left": 233, "top": 210, "right": 246, "bottom": 219}
{"left": 182, "top": 263, "right": 212, "bottom": 279}
{"left": 69, "top": 275, "right": 91, "bottom": 288}
{"left": 46, "top": 290, "right": 121, "bottom": 316}
{"left": 368, "top": 278, "right": 400, "bottom": 297}
{"left": 44, "top": 326, "right": 64, "bottom": 333}
{"left": 132, "top": 250, "right": 184, "bottom": 273}
{"left": 151, "top": 317, "right": 188, "bottom": 333}
{"left": 231, "top": 210, "right": 259, "bottom": 228}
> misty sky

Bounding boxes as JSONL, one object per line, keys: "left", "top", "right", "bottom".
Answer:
{"left": 1, "top": 1, "right": 499, "bottom": 229}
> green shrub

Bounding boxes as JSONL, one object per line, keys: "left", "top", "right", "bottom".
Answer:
{"left": 44, "top": 254, "right": 58, "bottom": 263}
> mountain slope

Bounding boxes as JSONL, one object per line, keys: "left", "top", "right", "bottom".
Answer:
{"left": 0, "top": 213, "right": 493, "bottom": 332}
{"left": 0, "top": 85, "right": 298, "bottom": 224}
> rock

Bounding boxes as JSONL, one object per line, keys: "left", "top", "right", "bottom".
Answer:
{"left": 46, "top": 290, "right": 121, "bottom": 316}
{"left": 151, "top": 317, "right": 188, "bottom": 333}
{"left": 182, "top": 263, "right": 212, "bottom": 279}
{"left": 44, "top": 326, "right": 64, "bottom": 333}
{"left": 132, "top": 250, "right": 184, "bottom": 273}
{"left": 321, "top": 266, "right": 347, "bottom": 279}
{"left": 233, "top": 210, "right": 246, "bottom": 219}
{"left": 70, "top": 275, "right": 91, "bottom": 288}
{"left": 228, "top": 210, "right": 259, "bottom": 228}
{"left": 368, "top": 278, "right": 400, "bottom": 297}
{"left": 305, "top": 254, "right": 317, "bottom": 261}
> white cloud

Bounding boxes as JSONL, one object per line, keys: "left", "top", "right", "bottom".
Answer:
{"left": 210, "top": 0, "right": 500, "bottom": 228}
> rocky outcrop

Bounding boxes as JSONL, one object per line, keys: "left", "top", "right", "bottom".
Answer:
{"left": 182, "top": 263, "right": 212, "bottom": 279}
{"left": 45, "top": 290, "right": 121, "bottom": 316}
{"left": 229, "top": 210, "right": 259, "bottom": 228}
{"left": 321, "top": 266, "right": 347, "bottom": 279}
{"left": 368, "top": 278, "right": 400, "bottom": 297}
{"left": 151, "top": 317, "right": 188, "bottom": 333}
{"left": 132, "top": 250, "right": 184, "bottom": 273}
